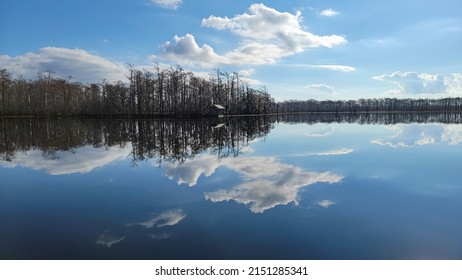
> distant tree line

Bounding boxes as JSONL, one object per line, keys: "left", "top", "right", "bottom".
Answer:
{"left": 0, "top": 67, "right": 275, "bottom": 116}
{"left": 277, "top": 98, "right": 462, "bottom": 113}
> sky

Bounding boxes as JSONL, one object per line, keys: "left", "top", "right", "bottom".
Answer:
{"left": 1, "top": 0, "right": 462, "bottom": 101}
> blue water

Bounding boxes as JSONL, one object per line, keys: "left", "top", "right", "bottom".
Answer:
{"left": 1, "top": 117, "right": 462, "bottom": 259}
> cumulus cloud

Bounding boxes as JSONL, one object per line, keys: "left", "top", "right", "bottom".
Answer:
{"left": 152, "top": 0, "right": 182, "bottom": 10}
{"left": 371, "top": 124, "right": 462, "bottom": 148}
{"left": 318, "top": 200, "right": 336, "bottom": 208}
{"left": 0, "top": 47, "right": 127, "bottom": 83}
{"left": 159, "top": 34, "right": 225, "bottom": 67}
{"left": 202, "top": 4, "right": 345, "bottom": 51}
{"left": 306, "top": 84, "right": 335, "bottom": 95}
{"left": 1, "top": 46, "right": 236, "bottom": 85}
{"left": 138, "top": 209, "right": 186, "bottom": 229}
{"left": 320, "top": 9, "right": 339, "bottom": 17}
{"left": 373, "top": 71, "right": 462, "bottom": 95}
{"left": 0, "top": 145, "right": 131, "bottom": 175}
{"left": 158, "top": 34, "right": 285, "bottom": 67}
{"left": 158, "top": 4, "right": 346, "bottom": 67}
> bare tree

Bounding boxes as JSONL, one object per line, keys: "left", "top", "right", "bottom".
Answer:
{"left": 0, "top": 69, "right": 12, "bottom": 115}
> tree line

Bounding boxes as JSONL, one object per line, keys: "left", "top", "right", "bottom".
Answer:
{"left": 277, "top": 98, "right": 462, "bottom": 113}
{"left": 0, "top": 67, "right": 275, "bottom": 116}
{"left": 3, "top": 67, "right": 462, "bottom": 116}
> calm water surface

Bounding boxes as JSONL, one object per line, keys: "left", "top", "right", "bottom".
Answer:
{"left": 1, "top": 114, "right": 462, "bottom": 259}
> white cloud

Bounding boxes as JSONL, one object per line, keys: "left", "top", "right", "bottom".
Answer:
{"left": 138, "top": 209, "right": 186, "bottom": 229}
{"left": 320, "top": 9, "right": 339, "bottom": 17}
{"left": 318, "top": 200, "right": 336, "bottom": 208}
{"left": 288, "top": 148, "right": 353, "bottom": 157}
{"left": 283, "top": 63, "right": 356, "bottom": 73}
{"left": 238, "top": 69, "right": 262, "bottom": 85}
{"left": 159, "top": 34, "right": 225, "bottom": 67}
{"left": 371, "top": 124, "right": 462, "bottom": 148}
{"left": 202, "top": 4, "right": 345, "bottom": 51}
{"left": 152, "top": 0, "right": 182, "bottom": 10}
{"left": 306, "top": 84, "right": 335, "bottom": 95}
{"left": 158, "top": 34, "right": 287, "bottom": 67}
{"left": 446, "top": 73, "right": 462, "bottom": 94}
{"left": 0, "top": 47, "right": 127, "bottom": 83}
{"left": 0, "top": 145, "right": 131, "bottom": 175}
{"left": 309, "top": 64, "right": 356, "bottom": 72}
{"left": 373, "top": 71, "right": 462, "bottom": 95}
{"left": 1, "top": 46, "right": 243, "bottom": 85}
{"left": 224, "top": 42, "right": 285, "bottom": 65}
{"left": 158, "top": 4, "right": 346, "bottom": 67}
{"left": 309, "top": 148, "right": 354, "bottom": 156}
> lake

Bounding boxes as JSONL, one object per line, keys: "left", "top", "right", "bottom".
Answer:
{"left": 1, "top": 114, "right": 462, "bottom": 259}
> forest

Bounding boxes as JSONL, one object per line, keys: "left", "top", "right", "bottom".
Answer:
{"left": 2, "top": 67, "right": 462, "bottom": 116}
{"left": 0, "top": 67, "right": 275, "bottom": 116}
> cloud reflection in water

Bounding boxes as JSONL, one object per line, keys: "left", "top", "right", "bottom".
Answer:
{"left": 95, "top": 232, "right": 126, "bottom": 248}
{"left": 1, "top": 145, "right": 131, "bottom": 175}
{"left": 163, "top": 154, "right": 343, "bottom": 213}
{"left": 138, "top": 209, "right": 187, "bottom": 229}
{"left": 96, "top": 209, "right": 186, "bottom": 248}
{"left": 317, "top": 200, "right": 336, "bottom": 208}
{"left": 372, "top": 124, "right": 462, "bottom": 148}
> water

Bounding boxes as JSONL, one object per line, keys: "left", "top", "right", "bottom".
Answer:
{"left": 1, "top": 114, "right": 462, "bottom": 259}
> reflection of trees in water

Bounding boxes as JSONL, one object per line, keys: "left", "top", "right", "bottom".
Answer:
{"left": 276, "top": 112, "right": 462, "bottom": 124}
{"left": 0, "top": 117, "right": 104, "bottom": 162}
{"left": 2, "top": 112, "right": 462, "bottom": 163}
{"left": 128, "top": 117, "right": 274, "bottom": 166}
{"left": 0, "top": 117, "right": 274, "bottom": 164}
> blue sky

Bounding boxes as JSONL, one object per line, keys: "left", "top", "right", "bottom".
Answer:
{"left": 1, "top": 0, "right": 461, "bottom": 101}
